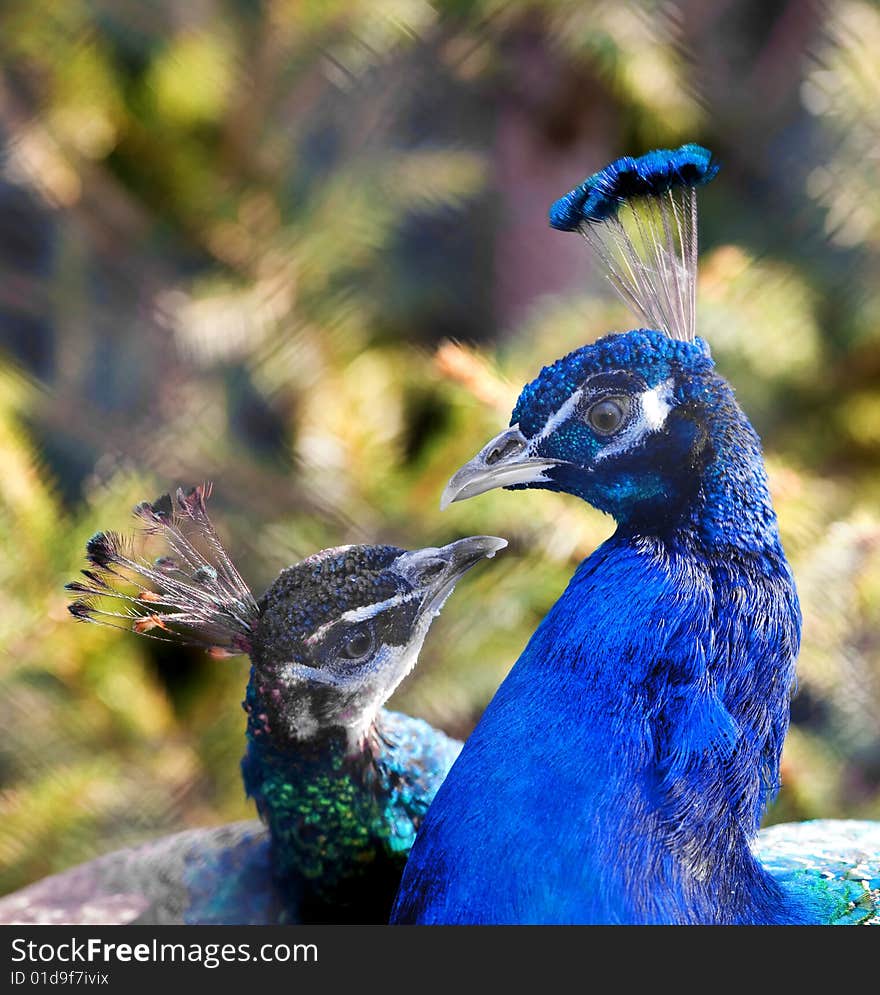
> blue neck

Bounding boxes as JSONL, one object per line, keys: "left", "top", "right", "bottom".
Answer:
{"left": 680, "top": 372, "right": 781, "bottom": 553}
{"left": 394, "top": 529, "right": 813, "bottom": 924}
{"left": 393, "top": 342, "right": 835, "bottom": 924}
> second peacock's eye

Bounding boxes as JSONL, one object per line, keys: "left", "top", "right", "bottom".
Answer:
{"left": 341, "top": 626, "right": 374, "bottom": 661}
{"left": 587, "top": 397, "right": 627, "bottom": 435}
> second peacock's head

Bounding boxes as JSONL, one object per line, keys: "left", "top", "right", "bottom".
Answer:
{"left": 247, "top": 536, "right": 506, "bottom": 750}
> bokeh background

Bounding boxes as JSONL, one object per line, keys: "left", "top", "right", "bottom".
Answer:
{"left": 1, "top": 0, "right": 879, "bottom": 897}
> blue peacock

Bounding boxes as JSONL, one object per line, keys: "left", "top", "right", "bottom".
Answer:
{"left": 0, "top": 485, "right": 504, "bottom": 924}
{"left": 392, "top": 145, "right": 880, "bottom": 925}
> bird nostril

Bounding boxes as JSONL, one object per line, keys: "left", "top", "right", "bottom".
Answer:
{"left": 418, "top": 559, "right": 447, "bottom": 582}
{"left": 485, "top": 437, "right": 525, "bottom": 465}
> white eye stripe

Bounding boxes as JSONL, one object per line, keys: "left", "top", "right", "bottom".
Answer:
{"left": 340, "top": 591, "right": 420, "bottom": 623}
{"left": 304, "top": 590, "right": 420, "bottom": 645}
{"left": 640, "top": 383, "right": 673, "bottom": 430}
{"left": 529, "top": 378, "right": 675, "bottom": 451}
{"left": 529, "top": 388, "right": 585, "bottom": 447}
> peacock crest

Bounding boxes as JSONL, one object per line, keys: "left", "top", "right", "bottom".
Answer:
{"left": 66, "top": 483, "right": 258, "bottom": 656}
{"left": 550, "top": 144, "right": 719, "bottom": 345}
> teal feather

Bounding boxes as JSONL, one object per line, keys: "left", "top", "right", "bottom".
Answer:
{"left": 755, "top": 821, "right": 880, "bottom": 925}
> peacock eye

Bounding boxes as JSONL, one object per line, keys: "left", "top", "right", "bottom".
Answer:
{"left": 341, "top": 626, "right": 374, "bottom": 661}
{"left": 587, "top": 397, "right": 627, "bottom": 435}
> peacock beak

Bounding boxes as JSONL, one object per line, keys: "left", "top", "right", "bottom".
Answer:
{"left": 395, "top": 536, "right": 507, "bottom": 614}
{"left": 440, "top": 426, "right": 561, "bottom": 510}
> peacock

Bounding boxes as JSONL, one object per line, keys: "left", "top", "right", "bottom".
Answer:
{"left": 391, "top": 145, "right": 880, "bottom": 925}
{"left": 0, "top": 484, "right": 505, "bottom": 924}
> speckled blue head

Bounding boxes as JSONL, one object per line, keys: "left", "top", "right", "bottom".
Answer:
{"left": 67, "top": 491, "right": 505, "bottom": 754}
{"left": 549, "top": 143, "right": 719, "bottom": 229}
{"left": 442, "top": 328, "right": 778, "bottom": 551}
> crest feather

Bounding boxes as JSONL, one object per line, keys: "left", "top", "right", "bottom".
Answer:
{"left": 66, "top": 484, "right": 258, "bottom": 654}
{"left": 550, "top": 144, "right": 719, "bottom": 344}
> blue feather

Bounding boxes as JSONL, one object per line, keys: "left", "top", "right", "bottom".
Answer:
{"left": 393, "top": 522, "right": 809, "bottom": 923}
{"left": 549, "top": 143, "right": 720, "bottom": 230}
{"left": 393, "top": 149, "right": 878, "bottom": 922}
{"left": 393, "top": 305, "right": 877, "bottom": 923}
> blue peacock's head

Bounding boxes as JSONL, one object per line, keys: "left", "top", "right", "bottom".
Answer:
{"left": 443, "top": 143, "right": 771, "bottom": 537}
{"left": 247, "top": 536, "right": 506, "bottom": 747}
{"left": 441, "top": 329, "right": 729, "bottom": 528}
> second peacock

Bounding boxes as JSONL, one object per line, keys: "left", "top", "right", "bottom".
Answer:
{"left": 0, "top": 485, "right": 504, "bottom": 924}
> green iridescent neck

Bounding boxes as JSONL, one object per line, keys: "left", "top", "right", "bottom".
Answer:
{"left": 242, "top": 711, "right": 448, "bottom": 917}
{"left": 240, "top": 696, "right": 461, "bottom": 921}
{"left": 243, "top": 736, "right": 394, "bottom": 887}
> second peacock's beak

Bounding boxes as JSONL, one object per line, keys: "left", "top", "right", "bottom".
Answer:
{"left": 439, "top": 426, "right": 561, "bottom": 510}
{"left": 396, "top": 535, "right": 508, "bottom": 614}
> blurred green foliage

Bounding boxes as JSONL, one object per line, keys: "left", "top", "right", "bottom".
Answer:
{"left": 0, "top": 0, "right": 878, "bottom": 895}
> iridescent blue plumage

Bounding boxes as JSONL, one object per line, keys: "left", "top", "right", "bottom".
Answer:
{"left": 393, "top": 146, "right": 879, "bottom": 925}
{"left": 549, "top": 143, "right": 719, "bottom": 230}
{"left": 397, "top": 330, "right": 812, "bottom": 924}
